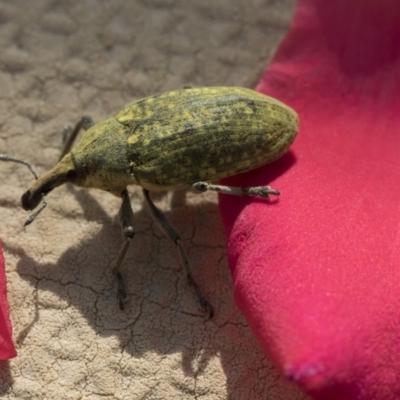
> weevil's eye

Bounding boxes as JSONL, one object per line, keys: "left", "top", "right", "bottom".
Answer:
{"left": 66, "top": 170, "right": 77, "bottom": 181}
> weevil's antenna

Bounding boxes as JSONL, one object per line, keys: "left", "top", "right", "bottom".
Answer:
{"left": 23, "top": 195, "right": 47, "bottom": 226}
{"left": 0, "top": 154, "right": 47, "bottom": 225}
{"left": 0, "top": 154, "right": 39, "bottom": 179}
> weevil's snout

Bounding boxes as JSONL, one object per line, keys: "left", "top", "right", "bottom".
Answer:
{"left": 21, "top": 154, "right": 76, "bottom": 210}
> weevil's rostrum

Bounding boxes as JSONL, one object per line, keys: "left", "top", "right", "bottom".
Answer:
{"left": 7, "top": 86, "right": 299, "bottom": 317}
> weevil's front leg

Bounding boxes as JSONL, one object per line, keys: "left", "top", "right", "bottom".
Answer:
{"left": 60, "top": 115, "right": 95, "bottom": 160}
{"left": 193, "top": 182, "right": 280, "bottom": 198}
{"left": 143, "top": 189, "right": 214, "bottom": 318}
{"left": 112, "top": 189, "right": 135, "bottom": 310}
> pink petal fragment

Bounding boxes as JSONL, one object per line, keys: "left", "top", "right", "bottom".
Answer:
{"left": 0, "top": 241, "right": 17, "bottom": 360}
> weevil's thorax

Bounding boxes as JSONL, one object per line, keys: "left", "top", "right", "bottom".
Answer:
{"left": 69, "top": 118, "right": 139, "bottom": 196}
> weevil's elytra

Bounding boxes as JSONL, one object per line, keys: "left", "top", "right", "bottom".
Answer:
{"left": 5, "top": 87, "right": 299, "bottom": 317}
{"left": 116, "top": 87, "right": 298, "bottom": 191}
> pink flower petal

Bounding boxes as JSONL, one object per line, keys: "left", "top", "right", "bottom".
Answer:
{"left": 220, "top": 0, "right": 400, "bottom": 398}
{"left": 0, "top": 241, "right": 16, "bottom": 359}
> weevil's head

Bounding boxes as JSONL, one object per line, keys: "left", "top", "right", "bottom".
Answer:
{"left": 22, "top": 118, "right": 132, "bottom": 211}
{"left": 21, "top": 153, "right": 79, "bottom": 210}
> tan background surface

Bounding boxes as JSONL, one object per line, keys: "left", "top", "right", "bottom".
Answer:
{"left": 0, "top": 1, "right": 310, "bottom": 399}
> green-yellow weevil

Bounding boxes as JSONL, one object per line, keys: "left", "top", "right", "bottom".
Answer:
{"left": 1, "top": 86, "right": 299, "bottom": 318}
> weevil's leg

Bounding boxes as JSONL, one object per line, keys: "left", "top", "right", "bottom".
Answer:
{"left": 143, "top": 189, "right": 214, "bottom": 318}
{"left": 60, "top": 115, "right": 95, "bottom": 160}
{"left": 193, "top": 182, "right": 280, "bottom": 199}
{"left": 112, "top": 189, "right": 135, "bottom": 310}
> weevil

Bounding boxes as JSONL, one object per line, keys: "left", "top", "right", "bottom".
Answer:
{"left": 1, "top": 87, "right": 298, "bottom": 317}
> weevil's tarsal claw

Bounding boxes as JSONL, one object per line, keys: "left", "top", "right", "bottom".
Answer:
{"left": 242, "top": 186, "right": 280, "bottom": 198}
{"left": 186, "top": 273, "right": 214, "bottom": 319}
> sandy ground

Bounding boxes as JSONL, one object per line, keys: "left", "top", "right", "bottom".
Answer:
{"left": 0, "top": 1, "right": 310, "bottom": 399}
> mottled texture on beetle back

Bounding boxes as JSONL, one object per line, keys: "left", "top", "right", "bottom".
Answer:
{"left": 115, "top": 87, "right": 298, "bottom": 191}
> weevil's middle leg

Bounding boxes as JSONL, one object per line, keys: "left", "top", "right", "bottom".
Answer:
{"left": 60, "top": 115, "right": 95, "bottom": 160}
{"left": 112, "top": 189, "right": 135, "bottom": 310}
{"left": 143, "top": 189, "right": 214, "bottom": 318}
{"left": 192, "top": 182, "right": 280, "bottom": 198}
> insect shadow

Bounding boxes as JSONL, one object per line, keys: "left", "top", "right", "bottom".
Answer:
{"left": 9, "top": 149, "right": 296, "bottom": 380}
{"left": 10, "top": 182, "right": 227, "bottom": 370}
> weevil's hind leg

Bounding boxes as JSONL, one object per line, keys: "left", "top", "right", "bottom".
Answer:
{"left": 143, "top": 189, "right": 214, "bottom": 318}
{"left": 60, "top": 115, "right": 95, "bottom": 160}
{"left": 193, "top": 182, "right": 280, "bottom": 199}
{"left": 112, "top": 189, "right": 135, "bottom": 310}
